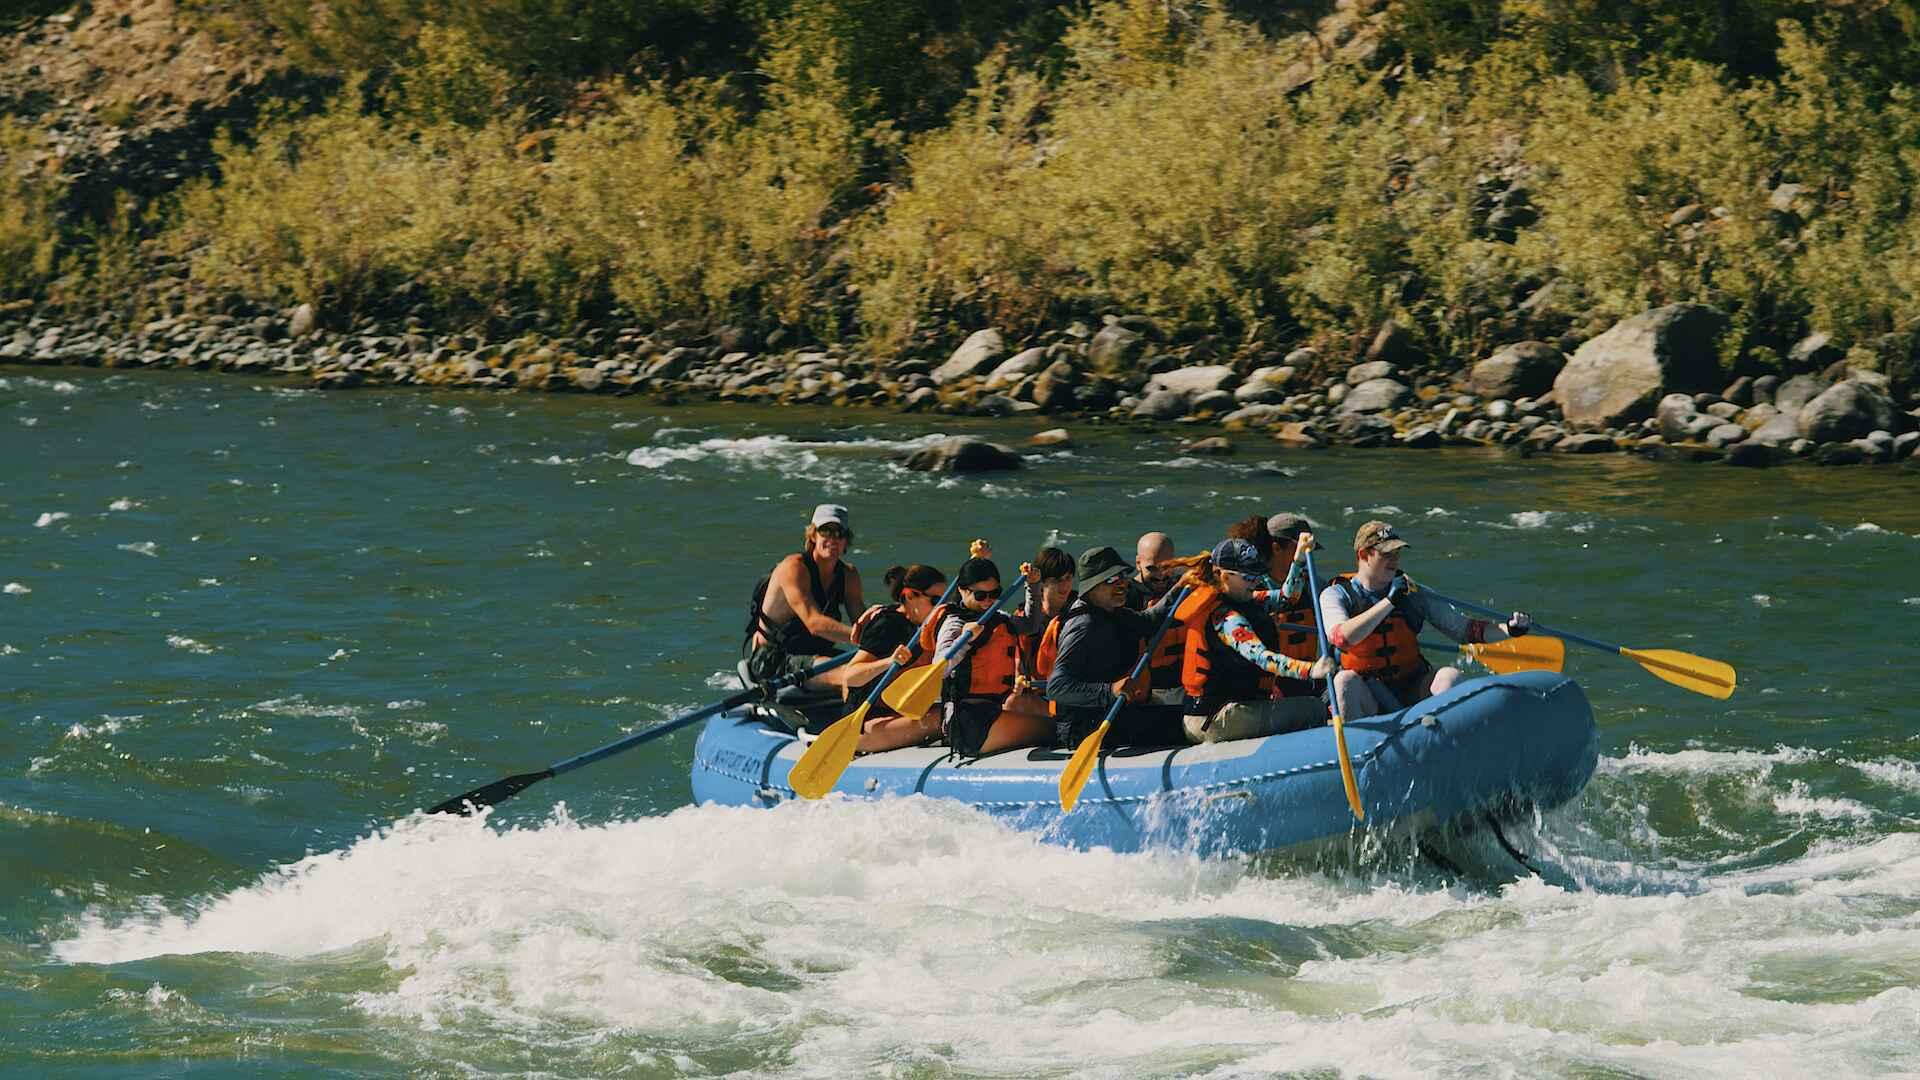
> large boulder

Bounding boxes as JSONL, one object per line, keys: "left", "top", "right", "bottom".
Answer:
{"left": 1552, "top": 304, "right": 1729, "bottom": 431}
{"left": 1234, "top": 365, "right": 1296, "bottom": 405}
{"left": 1147, "top": 364, "right": 1238, "bottom": 397}
{"left": 1088, "top": 324, "right": 1150, "bottom": 373}
{"left": 1798, "top": 378, "right": 1898, "bottom": 443}
{"left": 932, "top": 329, "right": 1008, "bottom": 384}
{"left": 1031, "top": 359, "right": 1082, "bottom": 413}
{"left": 1365, "top": 320, "right": 1417, "bottom": 365}
{"left": 1345, "top": 360, "right": 1397, "bottom": 386}
{"left": 1748, "top": 412, "right": 1802, "bottom": 447}
{"left": 1131, "top": 389, "right": 1191, "bottom": 420}
{"left": 1772, "top": 374, "right": 1824, "bottom": 414}
{"left": 903, "top": 436, "right": 1022, "bottom": 472}
{"left": 1472, "top": 341, "right": 1565, "bottom": 400}
{"left": 983, "top": 347, "right": 1047, "bottom": 389}
{"left": 1337, "top": 378, "right": 1411, "bottom": 415}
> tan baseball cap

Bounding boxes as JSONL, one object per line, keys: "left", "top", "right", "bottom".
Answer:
{"left": 1354, "top": 520, "right": 1409, "bottom": 554}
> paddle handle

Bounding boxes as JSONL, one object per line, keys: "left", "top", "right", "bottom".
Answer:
{"left": 855, "top": 576, "right": 965, "bottom": 709}
{"left": 1098, "top": 585, "right": 1190, "bottom": 726}
{"left": 549, "top": 650, "right": 855, "bottom": 777}
{"left": 1420, "top": 587, "right": 1614, "bottom": 654}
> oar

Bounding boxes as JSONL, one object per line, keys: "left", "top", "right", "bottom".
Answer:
{"left": 1420, "top": 586, "right": 1736, "bottom": 700}
{"left": 1276, "top": 623, "right": 1565, "bottom": 674}
{"left": 1303, "top": 551, "right": 1364, "bottom": 821}
{"left": 790, "top": 576, "right": 965, "bottom": 800}
{"left": 880, "top": 578, "right": 1029, "bottom": 719}
{"left": 426, "top": 651, "right": 855, "bottom": 815}
{"left": 1059, "top": 585, "right": 1191, "bottom": 812}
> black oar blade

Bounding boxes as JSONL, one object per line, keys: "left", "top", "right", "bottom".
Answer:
{"left": 427, "top": 769, "right": 555, "bottom": 816}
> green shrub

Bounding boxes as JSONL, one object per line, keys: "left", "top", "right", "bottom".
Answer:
{"left": 0, "top": 119, "right": 64, "bottom": 301}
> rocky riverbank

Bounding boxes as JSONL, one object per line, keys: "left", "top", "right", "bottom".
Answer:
{"left": 4, "top": 300, "right": 1918, "bottom": 470}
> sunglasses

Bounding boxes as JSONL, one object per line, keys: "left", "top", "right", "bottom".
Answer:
{"left": 815, "top": 525, "right": 850, "bottom": 540}
{"left": 966, "top": 585, "right": 1002, "bottom": 600}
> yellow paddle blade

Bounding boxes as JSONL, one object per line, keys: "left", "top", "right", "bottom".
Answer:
{"left": 1331, "top": 713, "right": 1364, "bottom": 821}
{"left": 1620, "top": 647, "right": 1737, "bottom": 700}
{"left": 1059, "top": 719, "right": 1111, "bottom": 812}
{"left": 1462, "top": 634, "right": 1566, "bottom": 675}
{"left": 881, "top": 660, "right": 945, "bottom": 717}
{"left": 789, "top": 702, "right": 866, "bottom": 800}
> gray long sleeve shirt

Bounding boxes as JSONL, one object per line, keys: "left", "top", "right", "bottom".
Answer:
{"left": 1044, "top": 591, "right": 1177, "bottom": 715}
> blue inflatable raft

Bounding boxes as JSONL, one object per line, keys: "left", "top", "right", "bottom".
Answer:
{"left": 690, "top": 670, "right": 1599, "bottom": 856}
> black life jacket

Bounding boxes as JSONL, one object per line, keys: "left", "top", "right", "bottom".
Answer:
{"left": 745, "top": 551, "right": 847, "bottom": 659}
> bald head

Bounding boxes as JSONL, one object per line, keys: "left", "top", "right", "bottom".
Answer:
{"left": 1135, "top": 532, "right": 1173, "bottom": 576}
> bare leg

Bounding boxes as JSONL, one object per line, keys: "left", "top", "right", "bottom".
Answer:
{"left": 1421, "top": 665, "right": 1464, "bottom": 702}
{"left": 858, "top": 710, "right": 942, "bottom": 752}
{"left": 979, "top": 710, "right": 1055, "bottom": 755}
{"left": 1334, "top": 670, "right": 1381, "bottom": 720}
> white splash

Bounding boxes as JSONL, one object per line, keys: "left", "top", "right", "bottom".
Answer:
{"left": 49, "top": 802, "right": 1920, "bottom": 1078}
{"left": 4, "top": 583, "right": 28, "bottom": 596}
{"left": 1774, "top": 782, "right": 1875, "bottom": 821}
{"left": 1752, "top": 594, "right": 1774, "bottom": 608}
{"left": 1602, "top": 744, "right": 1818, "bottom": 777}
{"left": 108, "top": 498, "right": 139, "bottom": 511}
{"left": 118, "top": 541, "right": 159, "bottom": 558}
{"left": 33, "top": 511, "right": 70, "bottom": 528}
{"left": 166, "top": 635, "right": 215, "bottom": 654}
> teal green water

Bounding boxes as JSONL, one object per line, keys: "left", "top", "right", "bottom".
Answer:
{"left": 4, "top": 368, "right": 1918, "bottom": 1077}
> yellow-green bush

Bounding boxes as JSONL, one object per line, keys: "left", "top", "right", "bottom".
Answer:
{"left": 0, "top": 119, "right": 63, "bottom": 300}
{"left": 853, "top": 12, "right": 1309, "bottom": 349}
{"left": 537, "top": 32, "right": 860, "bottom": 329}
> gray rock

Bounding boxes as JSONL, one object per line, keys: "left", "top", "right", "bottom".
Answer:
{"left": 1399, "top": 426, "right": 1443, "bottom": 448}
{"left": 1725, "top": 441, "right": 1781, "bottom": 468}
{"left": 1345, "top": 360, "right": 1396, "bottom": 386}
{"left": 1555, "top": 433, "right": 1618, "bottom": 453}
{"left": 1472, "top": 341, "right": 1565, "bottom": 400}
{"left": 1460, "top": 419, "right": 1491, "bottom": 440}
{"left": 903, "top": 436, "right": 1022, "bottom": 472}
{"left": 1234, "top": 365, "right": 1295, "bottom": 405}
{"left": 644, "top": 347, "right": 699, "bottom": 380}
{"left": 1088, "top": 324, "right": 1149, "bottom": 373}
{"left": 1189, "top": 389, "right": 1238, "bottom": 415}
{"left": 1814, "top": 442, "right": 1868, "bottom": 466}
{"left": 1656, "top": 393, "right": 1705, "bottom": 442}
{"left": 1552, "top": 303, "right": 1730, "bottom": 430}
{"left": 1751, "top": 374, "right": 1779, "bottom": 403}
{"left": 973, "top": 394, "right": 1020, "bottom": 418}
{"left": 1705, "top": 401, "right": 1742, "bottom": 420}
{"left": 1032, "top": 359, "right": 1082, "bottom": 413}
{"left": 1337, "top": 378, "right": 1410, "bottom": 415}
{"left": 932, "top": 329, "right": 1008, "bottom": 385}
{"left": 1222, "top": 404, "right": 1286, "bottom": 428}
{"left": 1787, "top": 332, "right": 1844, "bottom": 369}
{"left": 1798, "top": 379, "right": 1898, "bottom": 442}
{"left": 1147, "top": 364, "right": 1238, "bottom": 397}
{"left": 1485, "top": 399, "right": 1514, "bottom": 422}
{"left": 983, "top": 346, "right": 1047, "bottom": 389}
{"left": 1132, "top": 389, "right": 1190, "bottom": 421}
{"left": 1327, "top": 383, "right": 1350, "bottom": 407}
{"left": 1030, "top": 428, "right": 1072, "bottom": 447}
{"left": 1893, "top": 431, "right": 1920, "bottom": 460}
{"left": 1284, "top": 347, "right": 1319, "bottom": 367}
{"left": 1365, "top": 320, "right": 1416, "bottom": 365}
{"left": 289, "top": 303, "right": 317, "bottom": 339}
{"left": 1705, "top": 422, "right": 1749, "bottom": 448}
{"left": 1336, "top": 414, "right": 1397, "bottom": 447}
{"left": 903, "top": 386, "right": 938, "bottom": 411}
{"left": 1773, "top": 374, "right": 1824, "bottom": 414}
{"left": 1722, "top": 376, "right": 1755, "bottom": 406}
{"left": 1179, "top": 436, "right": 1235, "bottom": 456}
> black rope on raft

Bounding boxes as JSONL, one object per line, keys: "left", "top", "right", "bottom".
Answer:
{"left": 1484, "top": 813, "right": 1541, "bottom": 878}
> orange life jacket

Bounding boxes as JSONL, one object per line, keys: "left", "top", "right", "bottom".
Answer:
{"left": 1272, "top": 590, "right": 1319, "bottom": 662}
{"left": 1332, "top": 573, "right": 1426, "bottom": 684}
{"left": 1176, "top": 586, "right": 1277, "bottom": 712}
{"left": 937, "top": 609, "right": 1020, "bottom": 700}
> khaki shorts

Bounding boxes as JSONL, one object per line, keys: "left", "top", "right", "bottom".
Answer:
{"left": 1183, "top": 697, "right": 1327, "bottom": 744}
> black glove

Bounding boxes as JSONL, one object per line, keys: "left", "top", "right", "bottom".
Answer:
{"left": 1505, "top": 612, "right": 1532, "bottom": 637}
{"left": 1385, "top": 573, "right": 1412, "bottom": 609}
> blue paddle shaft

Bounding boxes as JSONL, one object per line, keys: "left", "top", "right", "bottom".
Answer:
{"left": 1302, "top": 552, "right": 1340, "bottom": 717}
{"left": 1099, "top": 585, "right": 1191, "bottom": 725}
{"left": 549, "top": 650, "right": 854, "bottom": 777}
{"left": 1419, "top": 587, "right": 1614, "bottom": 654}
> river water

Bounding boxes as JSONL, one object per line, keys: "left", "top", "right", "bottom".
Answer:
{"left": 3, "top": 368, "right": 1918, "bottom": 1077}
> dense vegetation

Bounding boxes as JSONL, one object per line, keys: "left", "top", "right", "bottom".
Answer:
{"left": 5, "top": 0, "right": 1920, "bottom": 377}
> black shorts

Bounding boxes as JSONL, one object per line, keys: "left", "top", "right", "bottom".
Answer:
{"left": 944, "top": 697, "right": 1001, "bottom": 758}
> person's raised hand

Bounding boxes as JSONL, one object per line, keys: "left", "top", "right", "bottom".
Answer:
{"left": 1293, "top": 532, "right": 1315, "bottom": 563}
{"left": 1309, "top": 655, "right": 1334, "bottom": 680}
{"left": 890, "top": 644, "right": 914, "bottom": 666}
{"left": 1504, "top": 611, "right": 1532, "bottom": 637}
